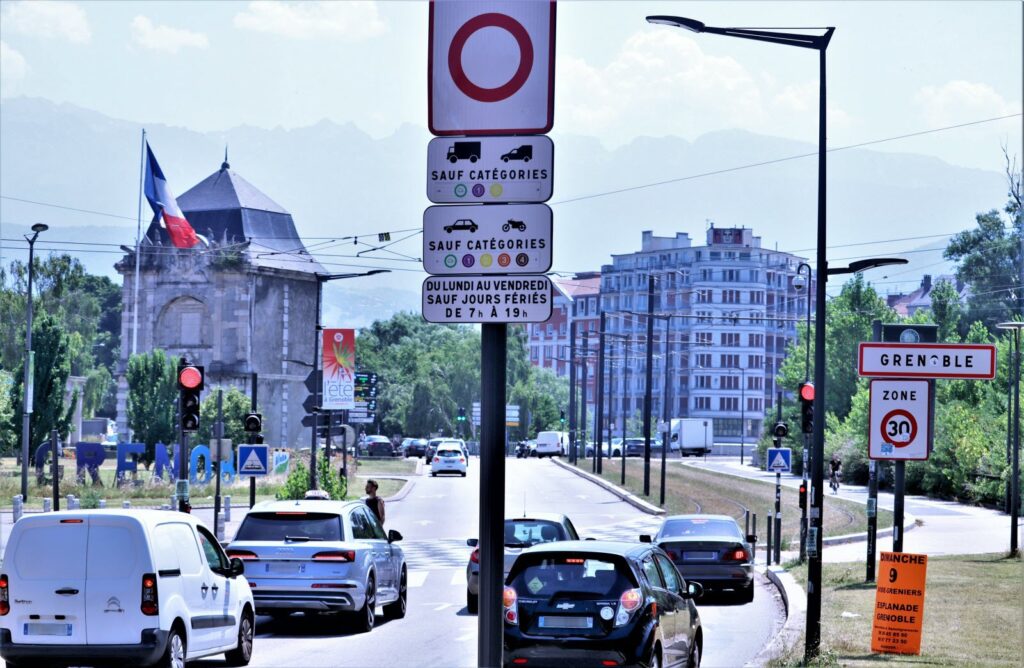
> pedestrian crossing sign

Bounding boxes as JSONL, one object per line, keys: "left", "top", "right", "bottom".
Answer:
{"left": 238, "top": 444, "right": 269, "bottom": 476}
{"left": 767, "top": 447, "right": 792, "bottom": 473}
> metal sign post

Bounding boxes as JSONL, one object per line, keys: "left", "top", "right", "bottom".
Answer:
{"left": 479, "top": 323, "right": 506, "bottom": 668}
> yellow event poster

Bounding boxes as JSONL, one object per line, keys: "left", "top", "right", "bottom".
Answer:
{"left": 322, "top": 328, "right": 355, "bottom": 410}
{"left": 871, "top": 551, "right": 928, "bottom": 655}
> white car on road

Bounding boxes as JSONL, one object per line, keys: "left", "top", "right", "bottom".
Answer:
{"left": 0, "top": 510, "right": 255, "bottom": 668}
{"left": 225, "top": 499, "right": 406, "bottom": 633}
{"left": 431, "top": 445, "right": 468, "bottom": 476}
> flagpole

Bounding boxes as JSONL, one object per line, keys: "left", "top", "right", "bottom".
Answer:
{"left": 132, "top": 129, "right": 146, "bottom": 356}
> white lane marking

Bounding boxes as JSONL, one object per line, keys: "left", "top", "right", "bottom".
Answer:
{"left": 450, "top": 570, "right": 468, "bottom": 586}
{"left": 456, "top": 632, "right": 476, "bottom": 642}
{"left": 434, "top": 603, "right": 454, "bottom": 611}
{"left": 407, "top": 571, "right": 429, "bottom": 588}
{"left": 415, "top": 520, "right": 434, "bottom": 526}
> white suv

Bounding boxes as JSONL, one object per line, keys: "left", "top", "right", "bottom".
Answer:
{"left": 0, "top": 510, "right": 255, "bottom": 668}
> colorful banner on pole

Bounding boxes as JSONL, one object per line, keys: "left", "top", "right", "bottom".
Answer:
{"left": 871, "top": 551, "right": 928, "bottom": 655}
{"left": 322, "top": 328, "right": 355, "bottom": 410}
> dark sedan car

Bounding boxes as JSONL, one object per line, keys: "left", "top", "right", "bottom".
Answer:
{"left": 365, "top": 435, "right": 397, "bottom": 457}
{"left": 403, "top": 438, "right": 429, "bottom": 457}
{"left": 648, "top": 515, "right": 755, "bottom": 603}
{"left": 503, "top": 541, "right": 703, "bottom": 667}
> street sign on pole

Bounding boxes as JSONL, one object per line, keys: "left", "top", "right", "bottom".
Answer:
{"left": 238, "top": 444, "right": 269, "bottom": 476}
{"left": 422, "top": 275, "right": 553, "bottom": 323}
{"left": 429, "top": 1, "right": 555, "bottom": 136}
{"left": 858, "top": 343, "right": 997, "bottom": 379}
{"left": 767, "top": 447, "right": 792, "bottom": 473}
{"left": 423, "top": 204, "right": 552, "bottom": 275}
{"left": 427, "top": 136, "right": 553, "bottom": 203}
{"left": 869, "top": 379, "right": 931, "bottom": 460}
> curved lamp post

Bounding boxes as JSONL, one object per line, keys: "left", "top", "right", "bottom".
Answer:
{"left": 20, "top": 223, "right": 48, "bottom": 501}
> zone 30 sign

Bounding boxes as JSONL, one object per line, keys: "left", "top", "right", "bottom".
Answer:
{"left": 868, "top": 379, "right": 931, "bottom": 460}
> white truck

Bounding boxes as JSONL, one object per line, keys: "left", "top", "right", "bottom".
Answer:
{"left": 667, "top": 418, "right": 714, "bottom": 457}
{"left": 534, "top": 431, "right": 569, "bottom": 457}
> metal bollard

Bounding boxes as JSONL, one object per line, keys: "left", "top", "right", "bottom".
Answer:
{"left": 751, "top": 513, "right": 758, "bottom": 565}
{"left": 766, "top": 513, "right": 773, "bottom": 565}
{"left": 66, "top": 495, "right": 75, "bottom": 510}
{"left": 98, "top": 500, "right": 106, "bottom": 509}
{"left": 12, "top": 495, "right": 24, "bottom": 523}
{"left": 43, "top": 498, "right": 52, "bottom": 513}
{"left": 216, "top": 511, "right": 225, "bottom": 542}
{"left": 774, "top": 514, "right": 782, "bottom": 565}
{"left": 161, "top": 504, "right": 171, "bottom": 511}
{"left": 170, "top": 495, "right": 177, "bottom": 509}
{"left": 122, "top": 500, "right": 131, "bottom": 509}
{"left": 224, "top": 496, "right": 231, "bottom": 523}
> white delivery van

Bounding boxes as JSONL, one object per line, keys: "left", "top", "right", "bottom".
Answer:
{"left": 534, "top": 431, "right": 568, "bottom": 458}
{"left": 0, "top": 510, "right": 255, "bottom": 668}
{"left": 668, "top": 418, "right": 714, "bottom": 457}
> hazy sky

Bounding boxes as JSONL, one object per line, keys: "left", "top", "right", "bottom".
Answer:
{"left": 2, "top": 0, "right": 1020, "bottom": 172}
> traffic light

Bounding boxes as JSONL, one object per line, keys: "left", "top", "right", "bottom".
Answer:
{"left": 457, "top": 406, "right": 466, "bottom": 422}
{"left": 177, "top": 362, "right": 204, "bottom": 432}
{"left": 799, "top": 382, "right": 815, "bottom": 434}
{"left": 799, "top": 482, "right": 808, "bottom": 510}
{"left": 560, "top": 410, "right": 566, "bottom": 426}
{"left": 243, "top": 413, "right": 263, "bottom": 434}
{"left": 772, "top": 421, "right": 789, "bottom": 440}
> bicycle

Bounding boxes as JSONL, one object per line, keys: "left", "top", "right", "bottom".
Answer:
{"left": 829, "top": 471, "right": 840, "bottom": 494}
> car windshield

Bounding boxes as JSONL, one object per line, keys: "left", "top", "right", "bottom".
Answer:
{"left": 509, "top": 555, "right": 635, "bottom": 599}
{"left": 235, "top": 512, "right": 344, "bottom": 542}
{"left": 659, "top": 518, "right": 743, "bottom": 540}
{"left": 437, "top": 449, "right": 461, "bottom": 457}
{"left": 414, "top": 439, "right": 428, "bottom": 446}
{"left": 504, "top": 519, "right": 564, "bottom": 547}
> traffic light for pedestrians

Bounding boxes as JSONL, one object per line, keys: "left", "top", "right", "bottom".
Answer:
{"left": 772, "top": 421, "right": 789, "bottom": 440}
{"left": 560, "top": 410, "right": 566, "bottom": 426}
{"left": 177, "top": 362, "right": 204, "bottom": 432}
{"left": 243, "top": 413, "right": 263, "bottom": 434}
{"left": 799, "top": 482, "right": 808, "bottom": 510}
{"left": 457, "top": 406, "right": 466, "bottom": 422}
{"left": 799, "top": 382, "right": 815, "bottom": 434}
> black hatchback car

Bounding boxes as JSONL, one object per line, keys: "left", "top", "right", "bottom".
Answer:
{"left": 503, "top": 541, "right": 704, "bottom": 668}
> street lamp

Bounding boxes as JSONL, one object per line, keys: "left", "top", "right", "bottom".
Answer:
{"left": 20, "top": 223, "right": 49, "bottom": 501}
{"left": 996, "top": 321, "right": 1023, "bottom": 557}
{"left": 308, "top": 269, "right": 390, "bottom": 490}
{"left": 645, "top": 15, "right": 836, "bottom": 659}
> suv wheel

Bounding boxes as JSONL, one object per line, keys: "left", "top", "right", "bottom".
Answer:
{"left": 350, "top": 574, "right": 376, "bottom": 633}
{"left": 224, "top": 609, "right": 254, "bottom": 666}
{"left": 384, "top": 567, "right": 408, "bottom": 619}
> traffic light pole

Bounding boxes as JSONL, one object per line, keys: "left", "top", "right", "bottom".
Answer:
{"left": 568, "top": 320, "right": 578, "bottom": 465}
{"left": 478, "top": 323, "right": 506, "bottom": 668}
{"left": 595, "top": 312, "right": 606, "bottom": 474}
{"left": 214, "top": 389, "right": 223, "bottom": 537}
{"left": 866, "top": 320, "right": 881, "bottom": 578}
{"left": 642, "top": 274, "right": 655, "bottom": 497}
{"left": 580, "top": 329, "right": 589, "bottom": 466}
{"left": 249, "top": 372, "right": 258, "bottom": 508}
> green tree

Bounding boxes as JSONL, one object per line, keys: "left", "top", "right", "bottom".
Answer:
{"left": 928, "top": 279, "right": 963, "bottom": 342}
{"left": 196, "top": 387, "right": 260, "bottom": 446}
{"left": 82, "top": 366, "right": 113, "bottom": 419}
{"left": 126, "top": 349, "right": 177, "bottom": 464}
{"left": 0, "top": 370, "right": 16, "bottom": 455}
{"left": 7, "top": 313, "right": 75, "bottom": 457}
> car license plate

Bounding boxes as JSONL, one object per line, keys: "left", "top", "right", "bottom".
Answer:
{"left": 266, "top": 562, "right": 303, "bottom": 574}
{"left": 684, "top": 551, "right": 717, "bottom": 560}
{"left": 24, "top": 623, "right": 72, "bottom": 636}
{"left": 538, "top": 616, "right": 592, "bottom": 629}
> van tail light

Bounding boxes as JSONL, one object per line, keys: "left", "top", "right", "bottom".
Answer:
{"left": 141, "top": 573, "right": 158, "bottom": 616}
{"left": 0, "top": 574, "right": 9, "bottom": 616}
{"left": 459, "top": 458, "right": 465, "bottom": 463}
{"left": 434, "top": 457, "right": 440, "bottom": 463}
{"left": 226, "top": 549, "right": 258, "bottom": 560}
{"left": 724, "top": 547, "right": 748, "bottom": 563}
{"left": 503, "top": 586, "right": 518, "bottom": 625}
{"left": 312, "top": 550, "right": 355, "bottom": 562}
{"left": 470, "top": 547, "right": 480, "bottom": 564}
{"left": 615, "top": 588, "right": 643, "bottom": 627}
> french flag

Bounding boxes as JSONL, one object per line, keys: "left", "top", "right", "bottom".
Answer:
{"left": 143, "top": 143, "right": 200, "bottom": 249}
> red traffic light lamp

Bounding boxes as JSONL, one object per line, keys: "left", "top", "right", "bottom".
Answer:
{"left": 178, "top": 365, "right": 204, "bottom": 391}
{"left": 799, "top": 482, "right": 808, "bottom": 510}
{"left": 799, "top": 382, "right": 815, "bottom": 402}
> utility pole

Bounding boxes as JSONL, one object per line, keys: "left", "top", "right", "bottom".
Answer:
{"left": 622, "top": 333, "right": 630, "bottom": 485}
{"left": 580, "top": 329, "right": 589, "bottom": 465}
{"left": 568, "top": 319, "right": 578, "bottom": 465}
{"left": 660, "top": 320, "right": 673, "bottom": 506}
{"left": 596, "top": 312, "right": 606, "bottom": 474}
{"left": 20, "top": 223, "right": 48, "bottom": 501}
{"left": 642, "top": 274, "right": 655, "bottom": 497}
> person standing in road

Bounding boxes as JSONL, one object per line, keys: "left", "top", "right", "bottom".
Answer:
{"left": 365, "top": 479, "right": 385, "bottom": 524}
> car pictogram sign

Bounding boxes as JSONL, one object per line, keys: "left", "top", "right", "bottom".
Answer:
{"left": 429, "top": 0, "right": 555, "bottom": 135}
{"left": 869, "top": 379, "right": 931, "bottom": 460}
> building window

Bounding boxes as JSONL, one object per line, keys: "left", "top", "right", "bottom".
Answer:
{"left": 546, "top": 323, "right": 554, "bottom": 336}
{"left": 559, "top": 322, "right": 566, "bottom": 336}
{"left": 696, "top": 353, "right": 712, "bottom": 369}
{"left": 694, "top": 397, "right": 711, "bottom": 410}
{"left": 747, "top": 397, "right": 761, "bottom": 412}
{"left": 696, "top": 289, "right": 712, "bottom": 303}
{"left": 749, "top": 333, "right": 764, "bottom": 347}
{"left": 748, "top": 355, "right": 763, "bottom": 368}
{"left": 723, "top": 289, "right": 741, "bottom": 304}
{"left": 719, "top": 397, "right": 739, "bottom": 411}
{"left": 747, "top": 376, "right": 763, "bottom": 391}
{"left": 531, "top": 347, "right": 539, "bottom": 361}
{"left": 696, "top": 332, "right": 713, "bottom": 345}
{"left": 695, "top": 375, "right": 712, "bottom": 389}
{"left": 722, "top": 333, "right": 740, "bottom": 347}
{"left": 697, "top": 311, "right": 713, "bottom": 324}
{"left": 751, "top": 291, "right": 764, "bottom": 304}
{"left": 722, "top": 354, "right": 740, "bottom": 368}
{"left": 721, "top": 375, "right": 739, "bottom": 390}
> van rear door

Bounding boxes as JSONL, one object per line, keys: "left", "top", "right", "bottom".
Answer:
{"left": 6, "top": 515, "right": 89, "bottom": 645}
{"left": 84, "top": 515, "right": 148, "bottom": 644}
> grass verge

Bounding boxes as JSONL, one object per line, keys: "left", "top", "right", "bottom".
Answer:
{"left": 774, "top": 553, "right": 1023, "bottom": 667}
{"left": 575, "top": 457, "right": 892, "bottom": 543}
{"left": 355, "top": 458, "right": 419, "bottom": 475}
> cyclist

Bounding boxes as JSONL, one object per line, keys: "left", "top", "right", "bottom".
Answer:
{"left": 829, "top": 455, "right": 843, "bottom": 494}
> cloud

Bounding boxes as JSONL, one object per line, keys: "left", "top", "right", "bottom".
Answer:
{"left": 233, "top": 1, "right": 387, "bottom": 40}
{"left": 917, "top": 80, "right": 1022, "bottom": 127}
{"left": 1, "top": 41, "right": 29, "bottom": 95}
{"left": 557, "top": 29, "right": 854, "bottom": 145}
{"left": 131, "top": 16, "right": 209, "bottom": 54}
{"left": 2, "top": 1, "right": 91, "bottom": 44}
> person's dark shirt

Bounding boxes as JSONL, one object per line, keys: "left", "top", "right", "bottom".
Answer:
{"left": 365, "top": 496, "right": 384, "bottom": 523}
{"left": 829, "top": 460, "right": 842, "bottom": 474}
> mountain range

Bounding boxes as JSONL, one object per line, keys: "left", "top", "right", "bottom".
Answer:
{"left": 1, "top": 96, "right": 1009, "bottom": 325}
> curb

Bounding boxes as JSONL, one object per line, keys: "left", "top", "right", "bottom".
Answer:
{"left": 376, "top": 476, "right": 415, "bottom": 503}
{"left": 749, "top": 566, "right": 807, "bottom": 667}
{"left": 683, "top": 462, "right": 917, "bottom": 546}
{"left": 551, "top": 458, "right": 665, "bottom": 516}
